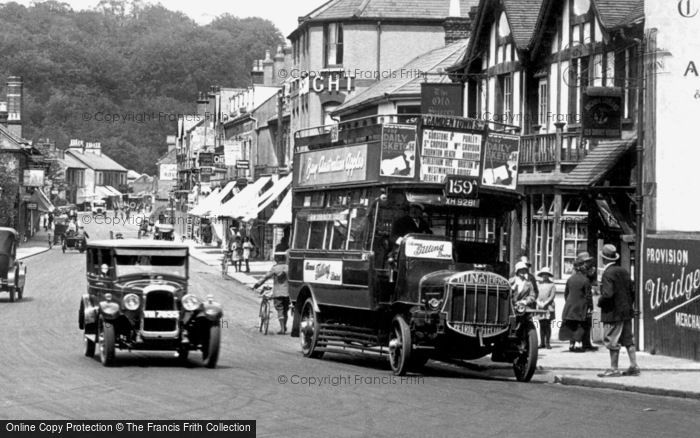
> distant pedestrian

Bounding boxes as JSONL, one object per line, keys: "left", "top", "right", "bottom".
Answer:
{"left": 561, "top": 252, "right": 593, "bottom": 352}
{"left": 47, "top": 220, "right": 54, "bottom": 248}
{"left": 536, "top": 267, "right": 556, "bottom": 349}
{"left": 597, "top": 244, "right": 640, "bottom": 378}
{"left": 581, "top": 256, "right": 599, "bottom": 351}
{"left": 242, "top": 237, "right": 254, "bottom": 273}
{"left": 42, "top": 213, "right": 48, "bottom": 231}
{"left": 230, "top": 236, "right": 242, "bottom": 272}
{"left": 518, "top": 256, "right": 540, "bottom": 299}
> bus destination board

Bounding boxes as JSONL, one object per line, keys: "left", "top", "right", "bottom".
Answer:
{"left": 419, "top": 129, "right": 483, "bottom": 184}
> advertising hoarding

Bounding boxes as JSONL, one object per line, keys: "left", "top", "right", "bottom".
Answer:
{"left": 296, "top": 144, "right": 369, "bottom": 187}
{"left": 380, "top": 124, "right": 416, "bottom": 178}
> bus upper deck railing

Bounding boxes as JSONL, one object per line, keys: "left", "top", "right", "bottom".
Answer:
{"left": 293, "top": 114, "right": 521, "bottom": 153}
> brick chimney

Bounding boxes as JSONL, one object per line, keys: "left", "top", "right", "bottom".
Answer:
{"left": 263, "top": 50, "right": 274, "bottom": 87}
{"left": 443, "top": 0, "right": 471, "bottom": 45}
{"left": 69, "top": 139, "right": 85, "bottom": 154}
{"left": 273, "top": 45, "right": 286, "bottom": 86}
{"left": 251, "top": 59, "right": 264, "bottom": 85}
{"left": 6, "top": 76, "right": 23, "bottom": 139}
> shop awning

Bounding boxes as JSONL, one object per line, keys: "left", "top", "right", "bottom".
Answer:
{"left": 560, "top": 138, "right": 636, "bottom": 187}
{"left": 211, "top": 176, "right": 272, "bottom": 219}
{"left": 105, "top": 185, "right": 122, "bottom": 196}
{"left": 267, "top": 190, "right": 292, "bottom": 225}
{"left": 31, "top": 189, "right": 55, "bottom": 213}
{"left": 95, "top": 186, "right": 114, "bottom": 199}
{"left": 188, "top": 187, "right": 220, "bottom": 216}
{"left": 240, "top": 174, "right": 292, "bottom": 221}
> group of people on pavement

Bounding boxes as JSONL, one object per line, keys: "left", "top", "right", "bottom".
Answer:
{"left": 511, "top": 243, "right": 639, "bottom": 377}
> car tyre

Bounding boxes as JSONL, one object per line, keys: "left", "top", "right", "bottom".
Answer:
{"left": 389, "top": 314, "right": 412, "bottom": 376}
{"left": 9, "top": 287, "right": 15, "bottom": 303}
{"left": 99, "top": 318, "right": 116, "bottom": 367}
{"left": 203, "top": 323, "right": 220, "bottom": 368}
{"left": 513, "top": 324, "right": 539, "bottom": 382}
{"left": 300, "top": 297, "right": 324, "bottom": 359}
{"left": 84, "top": 332, "right": 96, "bottom": 358}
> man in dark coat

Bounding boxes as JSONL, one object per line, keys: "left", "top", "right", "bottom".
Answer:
{"left": 562, "top": 252, "right": 593, "bottom": 352}
{"left": 597, "top": 244, "right": 639, "bottom": 377}
{"left": 391, "top": 203, "right": 431, "bottom": 243}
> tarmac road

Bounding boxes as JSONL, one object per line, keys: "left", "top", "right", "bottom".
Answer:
{"left": 0, "top": 213, "right": 699, "bottom": 437}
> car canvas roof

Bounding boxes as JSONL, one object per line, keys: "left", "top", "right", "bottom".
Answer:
{"left": 87, "top": 239, "right": 189, "bottom": 250}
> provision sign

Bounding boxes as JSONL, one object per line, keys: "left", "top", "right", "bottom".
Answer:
{"left": 481, "top": 132, "right": 520, "bottom": 191}
{"left": 643, "top": 237, "right": 700, "bottom": 359}
{"left": 297, "top": 144, "right": 367, "bottom": 187}
{"left": 380, "top": 124, "right": 416, "bottom": 178}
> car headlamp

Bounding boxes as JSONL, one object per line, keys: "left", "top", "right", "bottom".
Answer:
{"left": 428, "top": 298, "right": 442, "bottom": 310}
{"left": 123, "top": 293, "right": 140, "bottom": 311}
{"left": 515, "top": 302, "right": 526, "bottom": 314}
{"left": 182, "top": 294, "right": 201, "bottom": 311}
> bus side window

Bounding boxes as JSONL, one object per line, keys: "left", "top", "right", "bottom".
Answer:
{"left": 293, "top": 217, "right": 310, "bottom": 249}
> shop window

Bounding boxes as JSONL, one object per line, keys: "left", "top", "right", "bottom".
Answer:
{"left": 561, "top": 199, "right": 588, "bottom": 276}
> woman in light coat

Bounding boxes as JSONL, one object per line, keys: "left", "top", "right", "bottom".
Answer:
{"left": 536, "top": 267, "right": 556, "bottom": 349}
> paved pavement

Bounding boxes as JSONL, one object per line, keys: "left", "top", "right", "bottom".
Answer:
{"left": 187, "top": 241, "right": 700, "bottom": 400}
{"left": 17, "top": 229, "right": 52, "bottom": 260}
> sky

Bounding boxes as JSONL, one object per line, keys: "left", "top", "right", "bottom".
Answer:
{"left": 0, "top": 0, "right": 325, "bottom": 37}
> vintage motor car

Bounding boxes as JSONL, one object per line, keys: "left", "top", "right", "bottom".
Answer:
{"left": 153, "top": 211, "right": 175, "bottom": 241}
{"left": 91, "top": 200, "right": 107, "bottom": 216}
{"left": 78, "top": 240, "right": 223, "bottom": 367}
{"left": 0, "top": 228, "right": 26, "bottom": 302}
{"left": 62, "top": 230, "right": 87, "bottom": 253}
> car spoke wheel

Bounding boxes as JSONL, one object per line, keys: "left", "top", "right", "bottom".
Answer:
{"left": 513, "top": 325, "right": 539, "bottom": 382}
{"left": 388, "top": 314, "right": 412, "bottom": 376}
{"left": 203, "top": 323, "right": 220, "bottom": 368}
{"left": 99, "top": 318, "right": 116, "bottom": 367}
{"left": 300, "top": 297, "right": 323, "bottom": 358}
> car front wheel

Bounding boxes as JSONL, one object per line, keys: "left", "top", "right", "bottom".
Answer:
{"left": 99, "top": 318, "right": 116, "bottom": 366}
{"left": 513, "top": 325, "right": 539, "bottom": 382}
{"left": 203, "top": 323, "right": 220, "bottom": 368}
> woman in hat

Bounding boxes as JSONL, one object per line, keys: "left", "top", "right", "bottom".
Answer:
{"left": 536, "top": 267, "right": 556, "bottom": 349}
{"left": 561, "top": 253, "right": 594, "bottom": 352}
{"left": 510, "top": 261, "right": 536, "bottom": 308}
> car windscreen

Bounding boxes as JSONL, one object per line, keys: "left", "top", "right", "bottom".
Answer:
{"left": 114, "top": 255, "right": 187, "bottom": 278}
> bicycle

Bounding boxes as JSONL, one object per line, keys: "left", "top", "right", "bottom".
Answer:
{"left": 255, "top": 284, "right": 273, "bottom": 335}
{"left": 221, "top": 250, "right": 232, "bottom": 279}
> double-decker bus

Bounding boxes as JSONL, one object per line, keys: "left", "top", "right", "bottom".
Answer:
{"left": 287, "top": 114, "right": 541, "bottom": 381}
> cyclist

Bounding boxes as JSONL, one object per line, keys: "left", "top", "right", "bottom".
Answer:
{"left": 252, "top": 251, "right": 289, "bottom": 335}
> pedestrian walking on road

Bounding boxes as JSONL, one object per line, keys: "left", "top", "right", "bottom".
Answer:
{"left": 561, "top": 252, "right": 593, "bottom": 352}
{"left": 47, "top": 220, "right": 54, "bottom": 248}
{"left": 597, "top": 244, "right": 640, "bottom": 378}
{"left": 536, "top": 267, "right": 556, "bottom": 349}
{"left": 253, "top": 251, "right": 289, "bottom": 335}
{"left": 242, "top": 237, "right": 254, "bottom": 273}
{"left": 230, "top": 236, "right": 242, "bottom": 272}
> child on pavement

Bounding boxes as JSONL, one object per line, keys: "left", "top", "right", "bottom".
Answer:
{"left": 253, "top": 252, "right": 289, "bottom": 335}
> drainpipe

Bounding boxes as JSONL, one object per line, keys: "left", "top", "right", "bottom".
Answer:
{"left": 376, "top": 21, "right": 382, "bottom": 79}
{"left": 249, "top": 115, "right": 259, "bottom": 180}
{"left": 634, "top": 37, "right": 646, "bottom": 343}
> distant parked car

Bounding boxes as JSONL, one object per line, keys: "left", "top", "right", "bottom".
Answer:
{"left": 91, "top": 200, "right": 107, "bottom": 216}
{"left": 0, "top": 228, "right": 26, "bottom": 302}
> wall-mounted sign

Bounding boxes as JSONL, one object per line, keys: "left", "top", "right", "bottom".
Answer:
{"left": 159, "top": 164, "right": 177, "bottom": 181}
{"left": 198, "top": 152, "right": 214, "bottom": 167}
{"left": 582, "top": 87, "right": 622, "bottom": 138}
{"left": 296, "top": 144, "right": 368, "bottom": 187}
{"left": 303, "top": 259, "right": 343, "bottom": 284}
{"left": 224, "top": 140, "right": 242, "bottom": 166}
{"left": 419, "top": 128, "right": 483, "bottom": 184}
{"left": 444, "top": 175, "right": 479, "bottom": 198}
{"left": 300, "top": 72, "right": 355, "bottom": 95}
{"left": 23, "top": 169, "right": 45, "bottom": 187}
{"left": 481, "top": 132, "right": 520, "bottom": 191}
{"left": 236, "top": 160, "right": 250, "bottom": 170}
{"left": 200, "top": 167, "right": 213, "bottom": 175}
{"left": 421, "top": 83, "right": 464, "bottom": 117}
{"left": 26, "top": 202, "right": 37, "bottom": 210}
{"left": 213, "top": 153, "right": 225, "bottom": 167}
{"left": 643, "top": 237, "right": 700, "bottom": 360}
{"left": 380, "top": 124, "right": 416, "bottom": 178}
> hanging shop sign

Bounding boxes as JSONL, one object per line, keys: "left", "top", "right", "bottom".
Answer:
{"left": 380, "top": 124, "right": 416, "bottom": 178}
{"left": 643, "top": 236, "right": 700, "bottom": 360}
{"left": 582, "top": 87, "right": 623, "bottom": 138}
{"left": 421, "top": 83, "right": 464, "bottom": 117}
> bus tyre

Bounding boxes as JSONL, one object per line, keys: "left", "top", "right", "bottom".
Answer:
{"left": 389, "top": 314, "right": 412, "bottom": 376}
{"left": 513, "top": 325, "right": 538, "bottom": 382}
{"left": 300, "top": 297, "right": 323, "bottom": 359}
